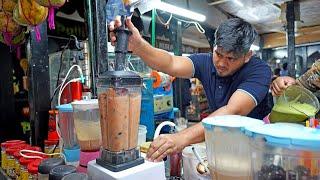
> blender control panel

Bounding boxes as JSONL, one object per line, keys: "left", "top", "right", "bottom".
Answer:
{"left": 154, "top": 95, "right": 173, "bottom": 114}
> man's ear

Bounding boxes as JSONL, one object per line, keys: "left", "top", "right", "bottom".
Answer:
{"left": 244, "top": 50, "right": 253, "bottom": 63}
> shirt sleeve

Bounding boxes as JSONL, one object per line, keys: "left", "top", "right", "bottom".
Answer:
{"left": 237, "top": 61, "right": 272, "bottom": 105}
{"left": 187, "top": 53, "right": 211, "bottom": 80}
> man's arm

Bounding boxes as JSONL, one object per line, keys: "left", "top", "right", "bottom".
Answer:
{"left": 110, "top": 18, "right": 194, "bottom": 78}
{"left": 134, "top": 39, "right": 194, "bottom": 78}
{"left": 146, "top": 90, "right": 256, "bottom": 162}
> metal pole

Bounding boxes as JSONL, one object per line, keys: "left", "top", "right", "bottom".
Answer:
{"left": 85, "top": 0, "right": 97, "bottom": 97}
{"left": 92, "top": 0, "right": 108, "bottom": 74}
{"left": 286, "top": 1, "right": 296, "bottom": 77}
{"left": 173, "top": 20, "right": 184, "bottom": 114}
{"left": 151, "top": 8, "right": 156, "bottom": 47}
{"left": 28, "top": 22, "right": 50, "bottom": 147}
{"left": 0, "top": 44, "right": 16, "bottom": 142}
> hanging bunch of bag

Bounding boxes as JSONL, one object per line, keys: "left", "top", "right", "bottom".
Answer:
{"left": 13, "top": 0, "right": 48, "bottom": 41}
{"left": 0, "top": 29, "right": 25, "bottom": 46}
{"left": 35, "top": 0, "right": 66, "bottom": 30}
{"left": 0, "top": 0, "right": 17, "bottom": 12}
{"left": 0, "top": 11, "right": 21, "bottom": 44}
{"left": 0, "top": 29, "right": 25, "bottom": 58}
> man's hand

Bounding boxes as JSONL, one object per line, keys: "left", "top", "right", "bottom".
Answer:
{"left": 108, "top": 16, "right": 144, "bottom": 54}
{"left": 146, "top": 133, "right": 186, "bottom": 162}
{"left": 271, "top": 76, "right": 296, "bottom": 96}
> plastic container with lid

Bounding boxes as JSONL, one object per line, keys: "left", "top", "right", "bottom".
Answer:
{"left": 38, "top": 158, "right": 65, "bottom": 180}
{"left": 6, "top": 144, "right": 29, "bottom": 178}
{"left": 56, "top": 104, "right": 79, "bottom": 149}
{"left": 202, "top": 115, "right": 264, "bottom": 180}
{"left": 49, "top": 165, "right": 77, "bottom": 180}
{"left": 1, "top": 140, "right": 25, "bottom": 170}
{"left": 14, "top": 150, "right": 24, "bottom": 178}
{"left": 14, "top": 146, "right": 42, "bottom": 179}
{"left": 71, "top": 99, "right": 102, "bottom": 151}
{"left": 27, "top": 159, "right": 43, "bottom": 180}
{"left": 61, "top": 172, "right": 88, "bottom": 180}
{"left": 137, "top": 125, "right": 147, "bottom": 146}
{"left": 19, "top": 155, "right": 43, "bottom": 180}
{"left": 245, "top": 123, "right": 320, "bottom": 179}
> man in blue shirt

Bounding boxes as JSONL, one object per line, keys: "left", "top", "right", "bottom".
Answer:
{"left": 109, "top": 17, "right": 272, "bottom": 162}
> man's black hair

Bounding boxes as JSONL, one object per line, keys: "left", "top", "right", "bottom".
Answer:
{"left": 215, "top": 18, "right": 258, "bottom": 57}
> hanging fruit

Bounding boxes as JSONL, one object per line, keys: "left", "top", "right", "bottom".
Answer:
{"left": 0, "top": 0, "right": 17, "bottom": 13}
{"left": 17, "top": 0, "right": 48, "bottom": 41}
{"left": 35, "top": 0, "right": 66, "bottom": 30}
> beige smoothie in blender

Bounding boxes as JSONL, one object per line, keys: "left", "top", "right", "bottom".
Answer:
{"left": 98, "top": 88, "right": 142, "bottom": 151}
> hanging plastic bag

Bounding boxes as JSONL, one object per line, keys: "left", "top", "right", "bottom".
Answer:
{"left": 0, "top": 0, "right": 17, "bottom": 12}
{"left": 17, "top": 0, "right": 48, "bottom": 41}
{"left": 35, "top": 0, "right": 65, "bottom": 30}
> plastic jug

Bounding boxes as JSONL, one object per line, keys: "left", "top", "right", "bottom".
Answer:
{"left": 270, "top": 85, "right": 320, "bottom": 123}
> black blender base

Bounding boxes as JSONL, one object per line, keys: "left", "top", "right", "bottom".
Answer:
{"left": 96, "top": 157, "right": 144, "bottom": 172}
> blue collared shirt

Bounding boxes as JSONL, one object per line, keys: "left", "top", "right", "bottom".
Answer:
{"left": 188, "top": 53, "right": 272, "bottom": 119}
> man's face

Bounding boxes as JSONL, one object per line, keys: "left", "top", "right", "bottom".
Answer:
{"left": 212, "top": 46, "right": 251, "bottom": 77}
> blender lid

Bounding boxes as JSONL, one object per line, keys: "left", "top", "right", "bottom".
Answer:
{"left": 56, "top": 104, "right": 73, "bottom": 112}
{"left": 244, "top": 123, "right": 320, "bottom": 149}
{"left": 71, "top": 99, "right": 99, "bottom": 110}
{"left": 202, "top": 115, "right": 264, "bottom": 130}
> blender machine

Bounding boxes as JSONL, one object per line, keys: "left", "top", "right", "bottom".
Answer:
{"left": 87, "top": 16, "right": 165, "bottom": 179}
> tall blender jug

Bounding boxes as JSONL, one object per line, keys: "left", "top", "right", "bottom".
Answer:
{"left": 96, "top": 15, "right": 144, "bottom": 172}
{"left": 96, "top": 71, "right": 143, "bottom": 172}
